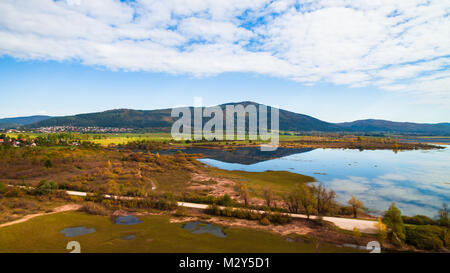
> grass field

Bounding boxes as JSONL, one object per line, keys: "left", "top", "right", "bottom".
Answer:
{"left": 205, "top": 168, "right": 315, "bottom": 197}
{"left": 0, "top": 211, "right": 358, "bottom": 253}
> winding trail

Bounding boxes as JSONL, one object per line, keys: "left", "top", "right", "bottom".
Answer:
{"left": 0, "top": 204, "right": 82, "bottom": 228}
{"left": 0, "top": 186, "right": 377, "bottom": 233}
{"left": 177, "top": 202, "right": 377, "bottom": 233}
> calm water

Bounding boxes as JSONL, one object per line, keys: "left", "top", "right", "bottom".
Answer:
{"left": 114, "top": 215, "right": 142, "bottom": 225}
{"left": 60, "top": 226, "right": 96, "bottom": 237}
{"left": 182, "top": 221, "right": 227, "bottom": 238}
{"left": 194, "top": 146, "right": 450, "bottom": 217}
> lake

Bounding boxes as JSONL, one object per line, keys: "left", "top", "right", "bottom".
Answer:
{"left": 174, "top": 146, "right": 450, "bottom": 217}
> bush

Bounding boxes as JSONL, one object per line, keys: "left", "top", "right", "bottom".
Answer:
{"left": 0, "top": 182, "right": 7, "bottom": 194}
{"left": 260, "top": 217, "right": 270, "bottom": 226}
{"left": 5, "top": 188, "right": 24, "bottom": 197}
{"left": 339, "top": 206, "right": 354, "bottom": 216}
{"left": 206, "top": 205, "right": 291, "bottom": 225}
{"left": 35, "top": 180, "right": 58, "bottom": 195}
{"left": 217, "top": 194, "right": 233, "bottom": 207}
{"left": 79, "top": 202, "right": 109, "bottom": 216}
{"left": 174, "top": 207, "right": 187, "bottom": 217}
{"left": 405, "top": 225, "right": 445, "bottom": 250}
{"left": 43, "top": 159, "right": 52, "bottom": 168}
{"left": 402, "top": 215, "right": 437, "bottom": 226}
{"left": 265, "top": 212, "right": 292, "bottom": 225}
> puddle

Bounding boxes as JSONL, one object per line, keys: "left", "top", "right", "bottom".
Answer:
{"left": 341, "top": 243, "right": 367, "bottom": 250}
{"left": 182, "top": 221, "right": 227, "bottom": 238}
{"left": 121, "top": 234, "right": 137, "bottom": 240}
{"left": 114, "top": 215, "right": 142, "bottom": 225}
{"left": 60, "top": 226, "right": 96, "bottom": 237}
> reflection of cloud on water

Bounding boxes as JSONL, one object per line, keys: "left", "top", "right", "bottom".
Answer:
{"left": 326, "top": 176, "right": 370, "bottom": 195}
{"left": 378, "top": 174, "right": 407, "bottom": 181}
{"left": 323, "top": 174, "right": 448, "bottom": 217}
{"left": 202, "top": 147, "right": 450, "bottom": 217}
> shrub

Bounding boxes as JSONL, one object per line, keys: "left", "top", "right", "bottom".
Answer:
{"left": 5, "top": 188, "right": 24, "bottom": 197}
{"left": 0, "top": 182, "right": 6, "bottom": 194}
{"left": 402, "top": 215, "right": 437, "bottom": 226}
{"left": 352, "top": 227, "right": 362, "bottom": 243}
{"left": 405, "top": 225, "right": 445, "bottom": 250}
{"left": 339, "top": 206, "right": 354, "bottom": 216}
{"left": 35, "top": 180, "right": 58, "bottom": 195}
{"left": 43, "top": 159, "right": 52, "bottom": 168}
{"left": 260, "top": 217, "right": 270, "bottom": 226}
{"left": 217, "top": 194, "right": 233, "bottom": 207}
{"left": 265, "top": 212, "right": 292, "bottom": 224}
{"left": 374, "top": 218, "right": 388, "bottom": 243}
{"left": 248, "top": 211, "right": 262, "bottom": 220}
{"left": 174, "top": 207, "right": 187, "bottom": 217}
{"left": 79, "top": 202, "right": 109, "bottom": 216}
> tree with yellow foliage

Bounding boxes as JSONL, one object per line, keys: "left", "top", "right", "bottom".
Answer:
{"left": 374, "top": 217, "right": 388, "bottom": 244}
{"left": 348, "top": 196, "right": 363, "bottom": 218}
{"left": 239, "top": 184, "right": 250, "bottom": 207}
{"left": 352, "top": 227, "right": 361, "bottom": 243}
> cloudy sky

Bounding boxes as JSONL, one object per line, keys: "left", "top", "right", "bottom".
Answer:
{"left": 0, "top": 0, "right": 449, "bottom": 122}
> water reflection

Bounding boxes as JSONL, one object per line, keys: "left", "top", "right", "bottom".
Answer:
{"left": 160, "top": 147, "right": 313, "bottom": 165}
{"left": 182, "top": 221, "right": 227, "bottom": 238}
{"left": 60, "top": 226, "right": 96, "bottom": 237}
{"left": 194, "top": 146, "right": 450, "bottom": 217}
{"left": 114, "top": 215, "right": 142, "bottom": 225}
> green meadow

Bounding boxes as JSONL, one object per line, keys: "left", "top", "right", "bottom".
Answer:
{"left": 0, "top": 211, "right": 357, "bottom": 253}
{"left": 206, "top": 168, "right": 316, "bottom": 197}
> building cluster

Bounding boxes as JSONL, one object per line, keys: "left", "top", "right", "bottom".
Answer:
{"left": 35, "top": 126, "right": 134, "bottom": 133}
{"left": 0, "top": 137, "right": 37, "bottom": 148}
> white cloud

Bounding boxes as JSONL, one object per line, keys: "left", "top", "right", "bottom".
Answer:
{"left": 0, "top": 0, "right": 449, "bottom": 103}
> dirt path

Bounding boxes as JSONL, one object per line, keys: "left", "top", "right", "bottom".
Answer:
{"left": 177, "top": 202, "right": 377, "bottom": 233}
{"left": 1, "top": 184, "right": 377, "bottom": 233}
{"left": 0, "top": 204, "right": 82, "bottom": 228}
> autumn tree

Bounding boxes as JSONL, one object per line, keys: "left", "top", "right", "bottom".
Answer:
{"left": 374, "top": 218, "right": 387, "bottom": 244}
{"left": 263, "top": 187, "right": 274, "bottom": 208}
{"left": 239, "top": 184, "right": 250, "bottom": 207}
{"left": 284, "top": 184, "right": 316, "bottom": 218}
{"left": 348, "top": 196, "right": 363, "bottom": 218}
{"left": 297, "top": 184, "right": 316, "bottom": 219}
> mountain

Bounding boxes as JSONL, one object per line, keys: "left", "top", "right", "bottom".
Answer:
{"left": 0, "top": 115, "right": 52, "bottom": 129}
{"left": 22, "top": 102, "right": 450, "bottom": 135}
{"left": 338, "top": 119, "right": 450, "bottom": 135}
{"left": 161, "top": 147, "right": 315, "bottom": 165}
{"left": 28, "top": 102, "right": 342, "bottom": 132}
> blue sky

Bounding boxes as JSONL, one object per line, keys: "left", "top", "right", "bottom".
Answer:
{"left": 1, "top": 56, "right": 447, "bottom": 123}
{"left": 0, "top": 0, "right": 449, "bottom": 123}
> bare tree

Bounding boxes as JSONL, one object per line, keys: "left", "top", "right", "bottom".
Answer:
{"left": 239, "top": 184, "right": 250, "bottom": 207}
{"left": 263, "top": 187, "right": 273, "bottom": 208}
{"left": 311, "top": 184, "right": 337, "bottom": 215}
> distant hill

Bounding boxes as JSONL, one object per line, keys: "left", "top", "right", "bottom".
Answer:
{"left": 0, "top": 115, "right": 52, "bottom": 129}
{"left": 29, "top": 109, "right": 173, "bottom": 129}
{"left": 28, "top": 102, "right": 342, "bottom": 132}
{"left": 21, "top": 103, "right": 450, "bottom": 135}
{"left": 338, "top": 119, "right": 450, "bottom": 135}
